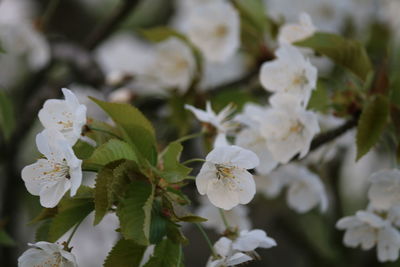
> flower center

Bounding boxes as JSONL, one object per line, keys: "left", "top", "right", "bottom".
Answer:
{"left": 291, "top": 70, "right": 308, "bottom": 89}
{"left": 43, "top": 159, "right": 70, "bottom": 180}
{"left": 214, "top": 24, "right": 228, "bottom": 38}
{"left": 281, "top": 120, "right": 304, "bottom": 140}
{"left": 215, "top": 164, "right": 235, "bottom": 180}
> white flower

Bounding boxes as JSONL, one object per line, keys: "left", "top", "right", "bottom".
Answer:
{"left": 185, "top": 102, "right": 236, "bottom": 147}
{"left": 21, "top": 129, "right": 82, "bottom": 208}
{"left": 186, "top": 1, "right": 240, "bottom": 63}
{"left": 232, "top": 229, "right": 277, "bottom": 251}
{"left": 151, "top": 37, "right": 196, "bottom": 93}
{"left": 260, "top": 44, "right": 317, "bottom": 106}
{"left": 234, "top": 103, "right": 278, "bottom": 174}
{"left": 278, "top": 13, "right": 316, "bottom": 45}
{"left": 368, "top": 169, "right": 400, "bottom": 211}
{"left": 207, "top": 237, "right": 252, "bottom": 267}
{"left": 336, "top": 210, "right": 400, "bottom": 262}
{"left": 259, "top": 94, "right": 320, "bottom": 163}
{"left": 197, "top": 197, "right": 251, "bottom": 233}
{"left": 284, "top": 165, "right": 328, "bottom": 213}
{"left": 196, "top": 145, "right": 259, "bottom": 210}
{"left": 18, "top": 241, "right": 77, "bottom": 267}
{"left": 207, "top": 229, "right": 276, "bottom": 266}
{"left": 38, "top": 88, "right": 87, "bottom": 145}
{"left": 255, "top": 172, "right": 288, "bottom": 198}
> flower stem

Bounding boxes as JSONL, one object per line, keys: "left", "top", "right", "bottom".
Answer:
{"left": 86, "top": 126, "right": 121, "bottom": 139}
{"left": 219, "top": 208, "right": 230, "bottom": 229}
{"left": 65, "top": 220, "right": 83, "bottom": 248}
{"left": 182, "top": 158, "right": 206, "bottom": 165}
{"left": 174, "top": 131, "right": 204, "bottom": 143}
{"left": 195, "top": 223, "right": 217, "bottom": 257}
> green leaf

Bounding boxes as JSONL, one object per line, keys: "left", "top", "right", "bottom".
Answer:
{"left": 143, "top": 239, "right": 182, "bottom": 267}
{"left": 307, "top": 81, "right": 330, "bottom": 113}
{"left": 0, "top": 91, "right": 15, "bottom": 141}
{"left": 0, "top": 229, "right": 15, "bottom": 246}
{"left": 85, "top": 139, "right": 138, "bottom": 170}
{"left": 30, "top": 208, "right": 58, "bottom": 224}
{"left": 104, "top": 239, "right": 146, "bottom": 267}
{"left": 140, "top": 27, "right": 186, "bottom": 43}
{"left": 73, "top": 139, "right": 95, "bottom": 159}
{"left": 232, "top": 0, "right": 270, "bottom": 33}
{"left": 94, "top": 167, "right": 114, "bottom": 225}
{"left": 356, "top": 95, "right": 390, "bottom": 160}
{"left": 166, "top": 223, "right": 188, "bottom": 245}
{"left": 117, "top": 180, "right": 154, "bottom": 246}
{"left": 48, "top": 200, "right": 94, "bottom": 242}
{"left": 90, "top": 98, "right": 157, "bottom": 165}
{"left": 295, "top": 32, "right": 373, "bottom": 81}
{"left": 161, "top": 142, "right": 191, "bottom": 183}
{"left": 149, "top": 200, "right": 168, "bottom": 244}
{"left": 35, "top": 219, "right": 52, "bottom": 242}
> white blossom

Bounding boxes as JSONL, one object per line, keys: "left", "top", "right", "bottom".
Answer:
{"left": 278, "top": 13, "right": 316, "bottom": 45}
{"left": 18, "top": 241, "right": 77, "bottom": 267}
{"left": 186, "top": 1, "right": 240, "bottom": 63}
{"left": 235, "top": 103, "right": 278, "bottom": 174}
{"left": 207, "top": 237, "right": 252, "bottom": 267}
{"left": 232, "top": 229, "right": 277, "bottom": 251}
{"left": 368, "top": 169, "right": 400, "bottom": 211}
{"left": 185, "top": 102, "right": 236, "bottom": 147}
{"left": 259, "top": 94, "right": 320, "bottom": 163}
{"left": 38, "top": 88, "right": 87, "bottom": 146}
{"left": 21, "top": 129, "right": 82, "bottom": 208}
{"left": 196, "top": 145, "right": 259, "bottom": 210}
{"left": 284, "top": 165, "right": 328, "bottom": 213}
{"left": 150, "top": 37, "right": 196, "bottom": 93}
{"left": 207, "top": 229, "right": 276, "bottom": 266}
{"left": 197, "top": 197, "right": 251, "bottom": 233}
{"left": 260, "top": 44, "right": 317, "bottom": 106}
{"left": 337, "top": 210, "right": 400, "bottom": 262}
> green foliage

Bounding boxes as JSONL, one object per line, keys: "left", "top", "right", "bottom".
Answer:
{"left": 73, "top": 139, "right": 96, "bottom": 159}
{"left": 149, "top": 200, "right": 168, "bottom": 244}
{"left": 0, "top": 91, "right": 15, "bottom": 141}
{"left": 117, "top": 180, "right": 155, "bottom": 246}
{"left": 143, "top": 239, "right": 183, "bottom": 267}
{"left": 90, "top": 98, "right": 158, "bottom": 165}
{"left": 295, "top": 32, "right": 373, "bottom": 81}
{"left": 104, "top": 239, "right": 146, "bottom": 267}
{"left": 35, "top": 219, "right": 52, "bottom": 242}
{"left": 160, "top": 142, "right": 191, "bottom": 183}
{"left": 85, "top": 139, "right": 138, "bottom": 170}
{"left": 140, "top": 27, "right": 186, "bottom": 43}
{"left": 212, "top": 89, "right": 256, "bottom": 112}
{"left": 232, "top": 0, "right": 274, "bottom": 35}
{"left": 94, "top": 166, "right": 114, "bottom": 225}
{"left": 356, "top": 95, "right": 390, "bottom": 160}
{"left": 307, "top": 81, "right": 330, "bottom": 113}
{"left": 47, "top": 200, "right": 94, "bottom": 242}
{"left": 0, "top": 229, "right": 15, "bottom": 246}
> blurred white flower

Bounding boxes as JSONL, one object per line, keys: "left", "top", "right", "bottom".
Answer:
{"left": 255, "top": 171, "right": 289, "bottom": 198}
{"left": 186, "top": 1, "right": 240, "bottom": 63}
{"left": 151, "top": 37, "right": 196, "bottom": 93}
{"left": 260, "top": 94, "right": 320, "bottom": 163}
{"left": 337, "top": 210, "right": 400, "bottom": 262}
{"left": 207, "top": 237, "right": 252, "bottom": 267}
{"left": 278, "top": 13, "right": 316, "bottom": 45}
{"left": 197, "top": 197, "right": 251, "bottom": 233}
{"left": 185, "top": 102, "right": 236, "bottom": 147}
{"left": 260, "top": 45, "right": 317, "bottom": 106}
{"left": 21, "top": 129, "right": 82, "bottom": 208}
{"left": 235, "top": 103, "right": 278, "bottom": 175}
{"left": 18, "top": 241, "right": 77, "bottom": 267}
{"left": 196, "top": 145, "right": 259, "bottom": 210}
{"left": 284, "top": 164, "right": 328, "bottom": 213}
{"left": 39, "top": 88, "right": 87, "bottom": 146}
{"left": 368, "top": 169, "right": 400, "bottom": 211}
{"left": 232, "top": 229, "right": 277, "bottom": 251}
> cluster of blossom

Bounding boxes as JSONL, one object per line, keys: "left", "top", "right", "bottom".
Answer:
{"left": 336, "top": 169, "right": 400, "bottom": 262}
{"left": 18, "top": 88, "right": 87, "bottom": 266}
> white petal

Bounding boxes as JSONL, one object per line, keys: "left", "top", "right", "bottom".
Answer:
{"left": 206, "top": 145, "right": 259, "bottom": 169}
{"left": 225, "top": 252, "right": 253, "bottom": 265}
{"left": 233, "top": 229, "right": 276, "bottom": 251}
{"left": 196, "top": 162, "right": 216, "bottom": 195}
{"left": 234, "top": 169, "right": 256, "bottom": 205}
{"left": 377, "top": 226, "right": 400, "bottom": 262}
{"left": 213, "top": 237, "right": 232, "bottom": 257}
{"left": 39, "top": 179, "right": 70, "bottom": 208}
